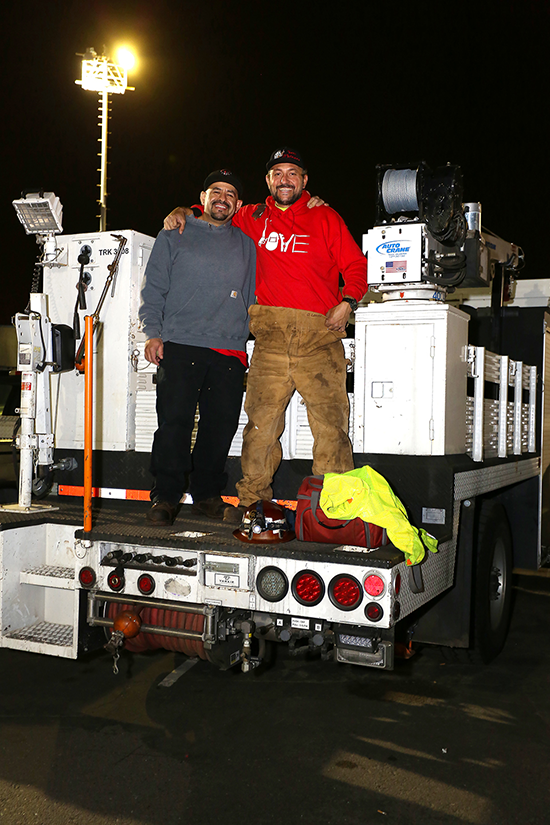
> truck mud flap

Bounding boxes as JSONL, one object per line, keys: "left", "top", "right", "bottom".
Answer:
{"left": 408, "top": 563, "right": 424, "bottom": 594}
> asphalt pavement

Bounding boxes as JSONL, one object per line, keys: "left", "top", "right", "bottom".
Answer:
{"left": 0, "top": 568, "right": 549, "bottom": 825}
{"left": 0, "top": 435, "right": 548, "bottom": 824}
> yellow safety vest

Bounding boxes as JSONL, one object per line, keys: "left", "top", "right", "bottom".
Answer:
{"left": 320, "top": 466, "right": 438, "bottom": 566}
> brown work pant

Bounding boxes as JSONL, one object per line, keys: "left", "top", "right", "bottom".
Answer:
{"left": 236, "top": 305, "right": 354, "bottom": 506}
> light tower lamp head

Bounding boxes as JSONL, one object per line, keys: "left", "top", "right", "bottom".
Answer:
{"left": 12, "top": 191, "right": 63, "bottom": 262}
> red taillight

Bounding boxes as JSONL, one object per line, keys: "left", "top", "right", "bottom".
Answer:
{"left": 138, "top": 574, "right": 155, "bottom": 595}
{"left": 364, "top": 573, "right": 385, "bottom": 598}
{"left": 292, "top": 571, "right": 324, "bottom": 606}
{"left": 329, "top": 575, "right": 362, "bottom": 610}
{"left": 107, "top": 571, "right": 125, "bottom": 592}
{"left": 78, "top": 567, "right": 96, "bottom": 588}
{"left": 365, "top": 602, "right": 384, "bottom": 622}
{"left": 394, "top": 573, "right": 401, "bottom": 596}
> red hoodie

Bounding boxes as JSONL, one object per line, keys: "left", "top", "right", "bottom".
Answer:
{"left": 232, "top": 191, "right": 367, "bottom": 314}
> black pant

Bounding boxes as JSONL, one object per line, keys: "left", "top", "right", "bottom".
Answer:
{"left": 150, "top": 342, "right": 245, "bottom": 505}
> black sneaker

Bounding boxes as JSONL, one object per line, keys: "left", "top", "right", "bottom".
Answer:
{"left": 191, "top": 496, "right": 226, "bottom": 519}
{"left": 146, "top": 501, "right": 177, "bottom": 525}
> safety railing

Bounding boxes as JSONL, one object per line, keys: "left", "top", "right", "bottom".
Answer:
{"left": 466, "top": 346, "right": 537, "bottom": 462}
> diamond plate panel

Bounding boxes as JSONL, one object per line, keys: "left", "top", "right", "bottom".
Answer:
{"left": 22, "top": 565, "right": 73, "bottom": 578}
{"left": 392, "top": 500, "right": 460, "bottom": 620}
{"left": 0, "top": 416, "right": 18, "bottom": 441}
{"left": 4, "top": 621, "right": 73, "bottom": 646}
{"left": 454, "top": 458, "right": 539, "bottom": 500}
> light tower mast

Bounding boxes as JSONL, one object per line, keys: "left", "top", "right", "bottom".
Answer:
{"left": 75, "top": 47, "right": 135, "bottom": 231}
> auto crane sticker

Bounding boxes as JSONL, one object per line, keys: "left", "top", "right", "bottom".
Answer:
{"left": 376, "top": 240, "right": 411, "bottom": 257}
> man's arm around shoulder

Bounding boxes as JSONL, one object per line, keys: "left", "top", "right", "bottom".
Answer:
{"left": 164, "top": 206, "right": 194, "bottom": 234}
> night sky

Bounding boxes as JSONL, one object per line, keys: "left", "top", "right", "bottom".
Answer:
{"left": 1, "top": 1, "right": 547, "bottom": 324}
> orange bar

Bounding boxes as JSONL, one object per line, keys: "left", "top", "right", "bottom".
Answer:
{"left": 271, "top": 499, "right": 298, "bottom": 511}
{"left": 125, "top": 489, "right": 151, "bottom": 501}
{"left": 59, "top": 485, "right": 99, "bottom": 498}
{"left": 83, "top": 316, "right": 93, "bottom": 532}
{"left": 60, "top": 485, "right": 298, "bottom": 510}
{"left": 221, "top": 495, "right": 239, "bottom": 507}
{"left": 59, "top": 486, "right": 149, "bottom": 500}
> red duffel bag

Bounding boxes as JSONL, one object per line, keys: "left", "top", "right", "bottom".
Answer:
{"left": 295, "top": 475, "right": 388, "bottom": 548}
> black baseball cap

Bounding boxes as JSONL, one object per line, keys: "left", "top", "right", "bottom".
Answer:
{"left": 266, "top": 147, "right": 307, "bottom": 172}
{"left": 203, "top": 169, "right": 243, "bottom": 199}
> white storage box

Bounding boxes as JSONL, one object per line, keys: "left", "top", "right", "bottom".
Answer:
{"left": 353, "top": 302, "right": 470, "bottom": 455}
{"left": 43, "top": 230, "right": 154, "bottom": 451}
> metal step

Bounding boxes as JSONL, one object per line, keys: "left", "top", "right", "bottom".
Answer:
{"left": 19, "top": 565, "right": 74, "bottom": 590}
{"left": 3, "top": 621, "right": 73, "bottom": 646}
{"left": 22, "top": 564, "right": 73, "bottom": 578}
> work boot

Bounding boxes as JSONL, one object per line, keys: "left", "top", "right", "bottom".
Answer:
{"left": 146, "top": 501, "right": 177, "bottom": 526}
{"left": 191, "top": 496, "right": 226, "bottom": 519}
{"left": 223, "top": 503, "right": 247, "bottom": 523}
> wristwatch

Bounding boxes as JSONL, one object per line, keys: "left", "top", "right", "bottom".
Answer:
{"left": 342, "top": 296, "right": 358, "bottom": 312}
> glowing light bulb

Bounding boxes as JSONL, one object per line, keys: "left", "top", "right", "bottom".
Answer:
{"left": 116, "top": 47, "right": 136, "bottom": 70}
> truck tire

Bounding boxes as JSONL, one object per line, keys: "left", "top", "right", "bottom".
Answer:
{"left": 472, "top": 500, "right": 513, "bottom": 663}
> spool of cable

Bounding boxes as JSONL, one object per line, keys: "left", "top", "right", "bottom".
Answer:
{"left": 381, "top": 168, "right": 419, "bottom": 214}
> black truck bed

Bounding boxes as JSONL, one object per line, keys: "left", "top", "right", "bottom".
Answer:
{"left": 0, "top": 495, "right": 404, "bottom": 569}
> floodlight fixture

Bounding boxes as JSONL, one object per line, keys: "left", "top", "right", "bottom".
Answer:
{"left": 75, "top": 46, "right": 136, "bottom": 231}
{"left": 12, "top": 192, "right": 63, "bottom": 236}
{"left": 76, "top": 46, "right": 132, "bottom": 95}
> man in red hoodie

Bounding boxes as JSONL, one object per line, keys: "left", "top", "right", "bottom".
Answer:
{"left": 165, "top": 148, "right": 367, "bottom": 520}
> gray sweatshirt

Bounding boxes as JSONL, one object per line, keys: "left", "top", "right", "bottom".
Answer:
{"left": 139, "top": 217, "right": 256, "bottom": 350}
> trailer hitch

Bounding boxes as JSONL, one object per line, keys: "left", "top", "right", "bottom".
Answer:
{"left": 104, "top": 608, "right": 142, "bottom": 674}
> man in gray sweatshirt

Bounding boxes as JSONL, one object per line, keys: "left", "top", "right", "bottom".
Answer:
{"left": 139, "top": 170, "right": 256, "bottom": 525}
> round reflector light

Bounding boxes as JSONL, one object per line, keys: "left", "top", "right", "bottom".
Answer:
{"left": 329, "top": 575, "right": 362, "bottom": 611}
{"left": 365, "top": 602, "right": 384, "bottom": 622}
{"left": 107, "top": 571, "right": 125, "bottom": 592}
{"left": 292, "top": 571, "right": 324, "bottom": 606}
{"left": 138, "top": 574, "right": 155, "bottom": 595}
{"left": 256, "top": 567, "right": 289, "bottom": 602}
{"left": 78, "top": 567, "right": 96, "bottom": 588}
{"left": 113, "top": 610, "right": 142, "bottom": 638}
{"left": 364, "top": 573, "right": 385, "bottom": 598}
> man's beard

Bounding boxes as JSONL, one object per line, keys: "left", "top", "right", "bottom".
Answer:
{"left": 209, "top": 201, "right": 232, "bottom": 221}
{"left": 272, "top": 185, "right": 302, "bottom": 206}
